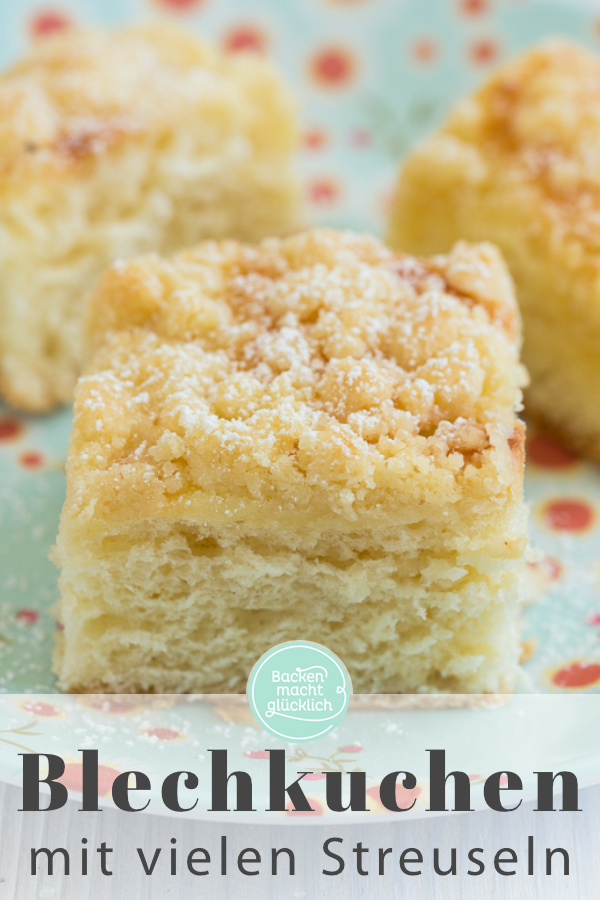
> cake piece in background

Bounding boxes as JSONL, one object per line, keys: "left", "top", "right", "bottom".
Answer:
{"left": 388, "top": 40, "right": 600, "bottom": 462}
{"left": 0, "top": 25, "right": 301, "bottom": 412}
{"left": 53, "top": 229, "right": 531, "bottom": 694}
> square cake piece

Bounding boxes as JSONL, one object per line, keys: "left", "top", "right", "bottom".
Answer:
{"left": 53, "top": 229, "right": 530, "bottom": 694}
{"left": 0, "top": 25, "right": 301, "bottom": 412}
{"left": 388, "top": 40, "right": 600, "bottom": 461}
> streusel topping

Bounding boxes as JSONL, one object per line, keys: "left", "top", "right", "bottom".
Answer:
{"left": 447, "top": 40, "right": 600, "bottom": 250}
{"left": 0, "top": 24, "right": 291, "bottom": 184}
{"left": 69, "top": 230, "right": 525, "bottom": 523}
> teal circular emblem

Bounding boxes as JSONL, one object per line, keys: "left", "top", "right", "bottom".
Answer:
{"left": 247, "top": 641, "right": 352, "bottom": 742}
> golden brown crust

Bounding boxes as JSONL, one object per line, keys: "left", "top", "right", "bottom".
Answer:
{"left": 438, "top": 39, "right": 600, "bottom": 330}
{"left": 467, "top": 39, "right": 600, "bottom": 198}
{"left": 61, "top": 229, "right": 526, "bottom": 533}
{"left": 0, "top": 24, "right": 296, "bottom": 188}
{"left": 54, "top": 231, "right": 532, "bottom": 695}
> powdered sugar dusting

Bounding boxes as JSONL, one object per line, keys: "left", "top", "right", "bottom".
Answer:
{"left": 70, "top": 230, "right": 524, "bottom": 516}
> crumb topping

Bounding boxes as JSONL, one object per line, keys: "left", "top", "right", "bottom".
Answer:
{"left": 0, "top": 24, "right": 291, "bottom": 183}
{"left": 69, "top": 230, "right": 524, "bottom": 522}
{"left": 447, "top": 39, "right": 600, "bottom": 248}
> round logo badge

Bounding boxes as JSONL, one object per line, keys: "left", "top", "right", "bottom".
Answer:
{"left": 247, "top": 641, "right": 352, "bottom": 742}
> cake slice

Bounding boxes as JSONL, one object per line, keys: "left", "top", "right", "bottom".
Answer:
{"left": 388, "top": 40, "right": 600, "bottom": 462}
{"left": 0, "top": 24, "right": 301, "bottom": 412}
{"left": 52, "top": 229, "right": 530, "bottom": 694}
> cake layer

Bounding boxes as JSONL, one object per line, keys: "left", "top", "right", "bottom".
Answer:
{"left": 55, "top": 522, "right": 527, "bottom": 694}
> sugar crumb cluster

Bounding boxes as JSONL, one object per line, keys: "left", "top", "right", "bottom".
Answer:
{"left": 74, "top": 229, "right": 524, "bottom": 515}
